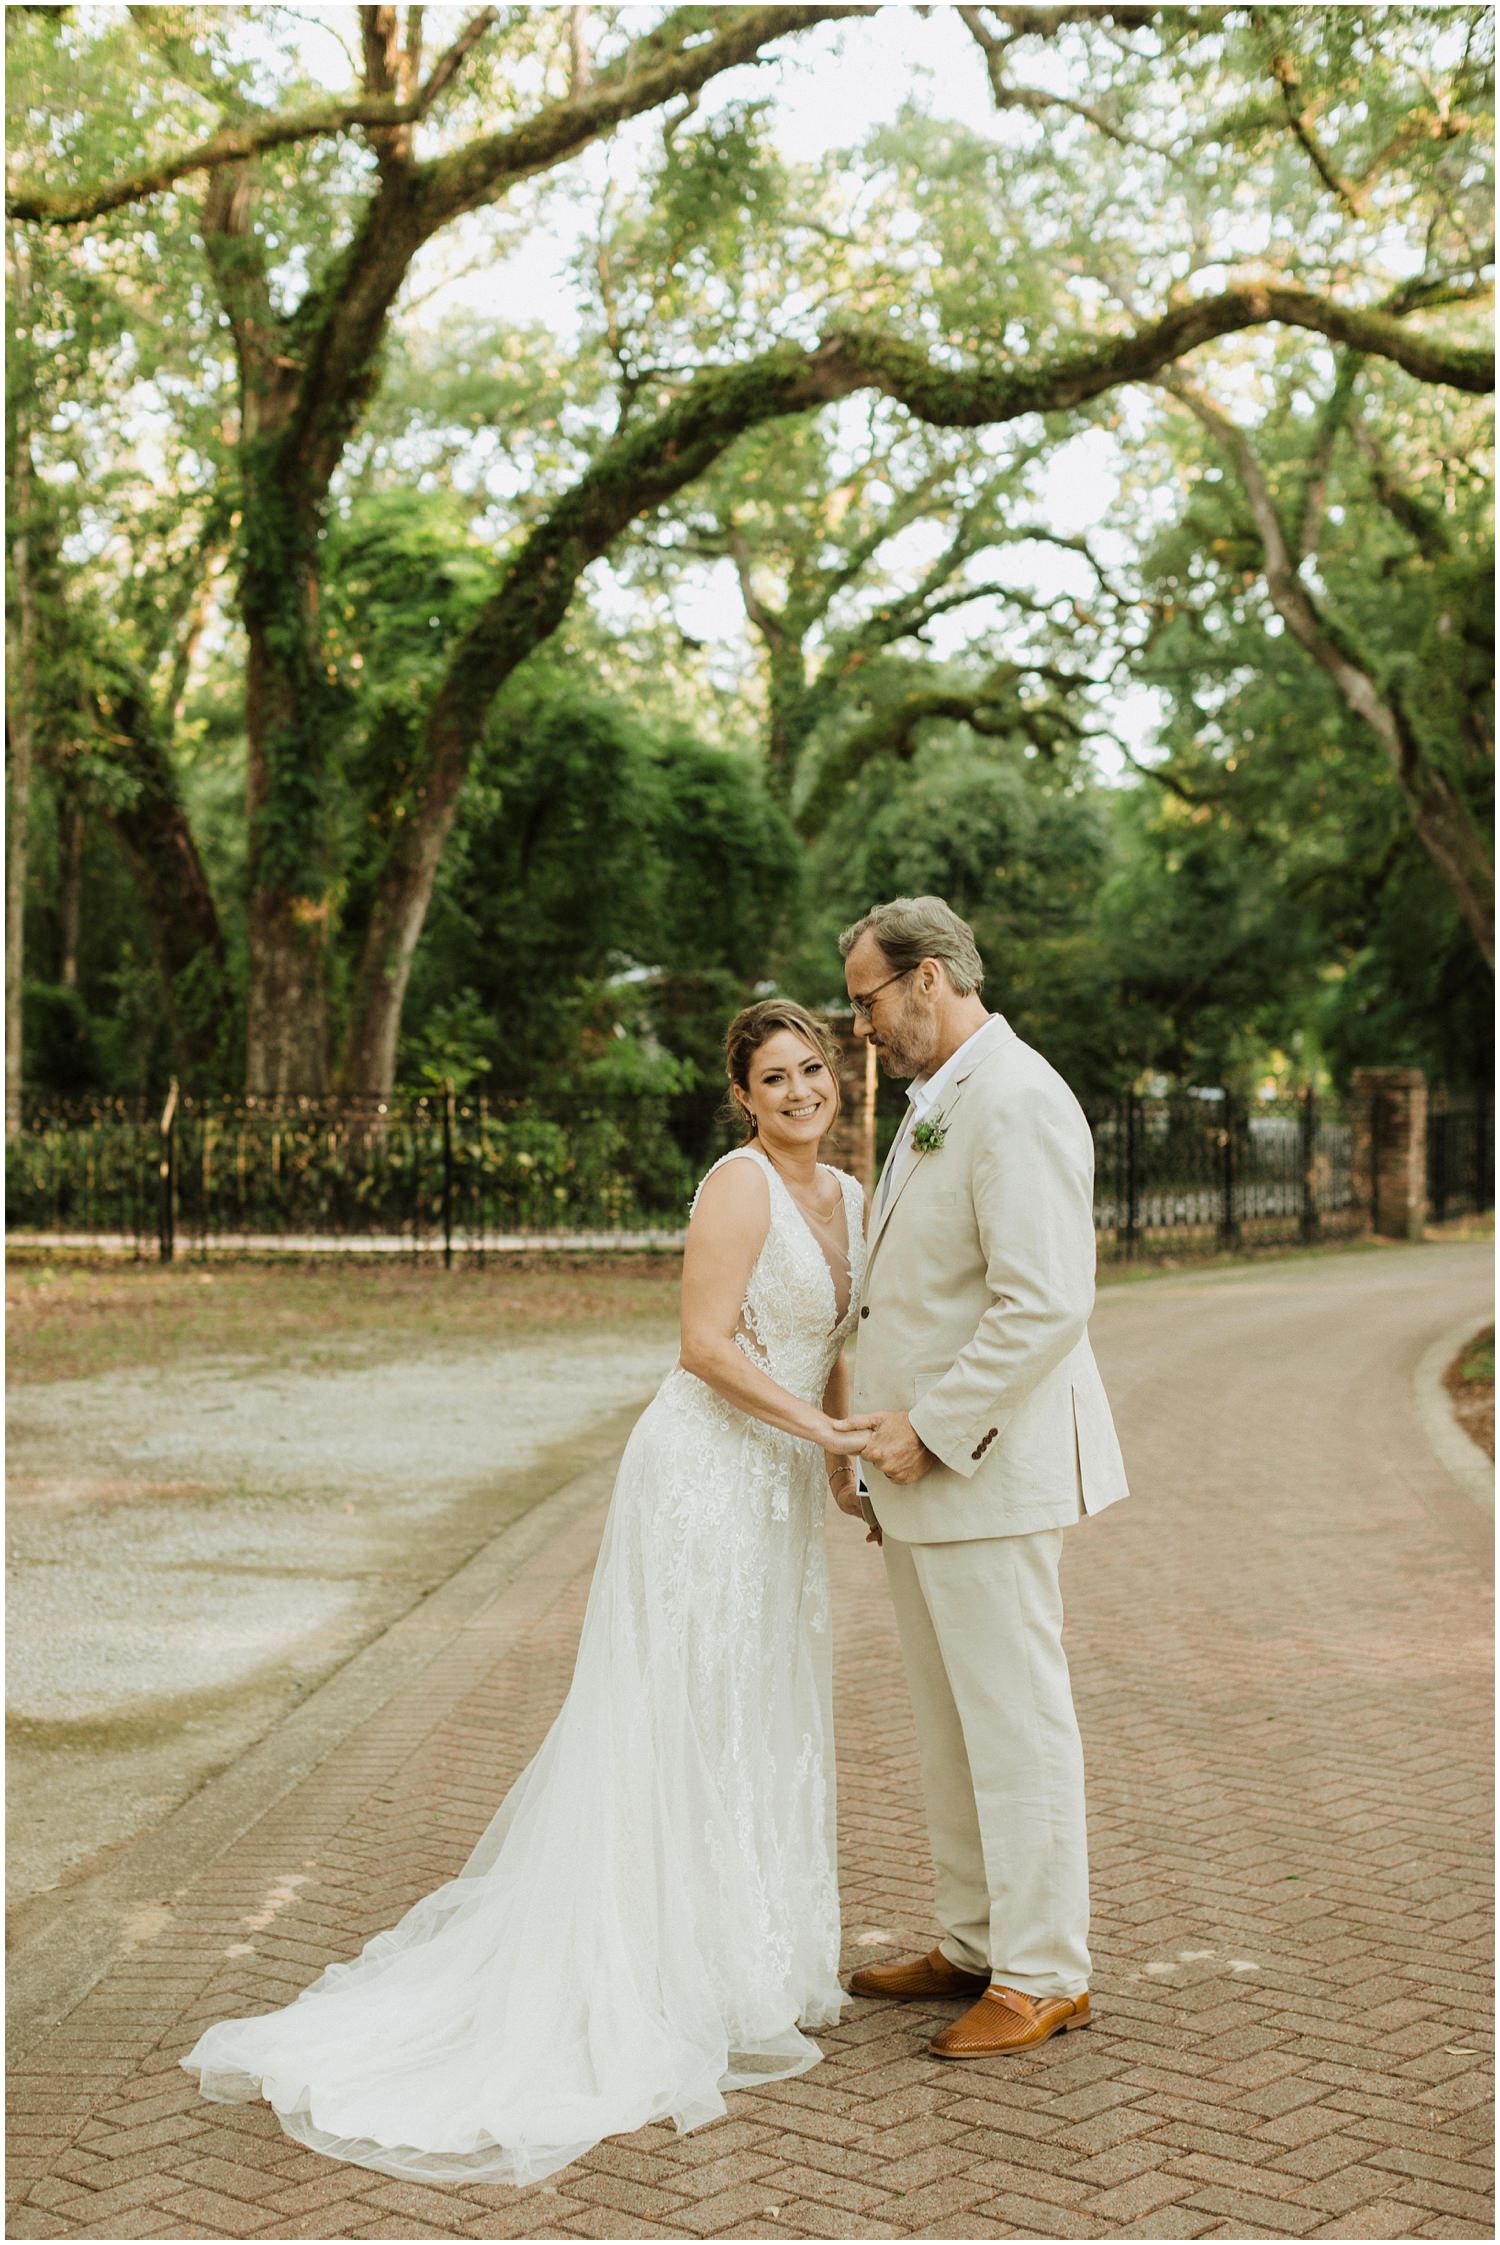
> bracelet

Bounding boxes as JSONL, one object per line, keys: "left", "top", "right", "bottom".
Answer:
{"left": 828, "top": 1463, "right": 856, "bottom": 1483}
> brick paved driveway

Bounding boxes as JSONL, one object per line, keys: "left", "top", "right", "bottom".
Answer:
{"left": 7, "top": 1242, "right": 1492, "bottom": 2242}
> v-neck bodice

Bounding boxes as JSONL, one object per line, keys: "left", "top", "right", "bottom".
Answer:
{"left": 687, "top": 1144, "right": 866, "bottom": 1407}
{"left": 760, "top": 1154, "right": 853, "bottom": 1325}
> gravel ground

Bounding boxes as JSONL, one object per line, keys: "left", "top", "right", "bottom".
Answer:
{"left": 6, "top": 1324, "right": 679, "bottom": 1916}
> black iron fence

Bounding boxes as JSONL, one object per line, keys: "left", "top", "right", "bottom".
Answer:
{"left": 1427, "top": 1090, "right": 1495, "bottom": 1226}
{"left": 869, "top": 1088, "right": 1363, "bottom": 1260}
{"left": 6, "top": 1090, "right": 731, "bottom": 1262}
{"left": 3, "top": 1081, "right": 1409, "bottom": 1263}
{"left": 1087, "top": 1089, "right": 1363, "bottom": 1259}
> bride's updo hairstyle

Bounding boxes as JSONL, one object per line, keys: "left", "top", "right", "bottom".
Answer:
{"left": 723, "top": 999, "right": 843, "bottom": 1142}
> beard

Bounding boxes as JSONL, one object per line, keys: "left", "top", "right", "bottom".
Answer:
{"left": 870, "top": 992, "right": 939, "bottom": 1078}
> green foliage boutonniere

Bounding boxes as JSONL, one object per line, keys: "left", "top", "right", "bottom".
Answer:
{"left": 912, "top": 1110, "right": 950, "bottom": 1154}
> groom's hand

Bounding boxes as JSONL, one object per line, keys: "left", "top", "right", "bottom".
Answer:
{"left": 839, "top": 1411, "right": 936, "bottom": 1486}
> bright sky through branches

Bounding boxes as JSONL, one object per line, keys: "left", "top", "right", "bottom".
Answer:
{"left": 267, "top": 2, "right": 1168, "bottom": 776}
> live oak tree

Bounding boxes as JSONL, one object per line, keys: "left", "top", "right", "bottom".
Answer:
{"left": 935, "top": 4, "right": 1495, "bottom": 966}
{"left": 578, "top": 102, "right": 1104, "bottom": 819}
{"left": 4, "top": 135, "right": 237, "bottom": 1099}
{"left": 588, "top": 12, "right": 1495, "bottom": 905}
{"left": 331, "top": 286, "right": 1485, "bottom": 1096}
{"left": 7, "top": 3, "right": 1493, "bottom": 1099}
{"left": 9, "top": 2, "right": 877, "bottom": 1095}
{"left": 1166, "top": 358, "right": 1494, "bottom": 964}
{"left": 1099, "top": 332, "right": 1493, "bottom": 1085}
{"left": 624, "top": 412, "right": 1105, "bottom": 830}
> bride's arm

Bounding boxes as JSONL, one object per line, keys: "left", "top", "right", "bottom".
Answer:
{"left": 825, "top": 1178, "right": 872, "bottom": 1514}
{"left": 679, "top": 1160, "right": 865, "bottom": 1454}
{"left": 822, "top": 1347, "right": 865, "bottom": 1516}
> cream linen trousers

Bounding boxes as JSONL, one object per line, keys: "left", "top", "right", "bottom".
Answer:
{"left": 881, "top": 1524, "right": 1090, "bottom": 2000}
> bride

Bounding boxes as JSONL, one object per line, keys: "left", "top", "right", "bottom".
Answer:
{"left": 182, "top": 998, "right": 871, "bottom": 2186}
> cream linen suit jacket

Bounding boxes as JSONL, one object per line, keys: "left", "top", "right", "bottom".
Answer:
{"left": 853, "top": 1014, "right": 1128, "bottom": 1543}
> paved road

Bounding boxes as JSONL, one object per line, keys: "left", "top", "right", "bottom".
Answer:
{"left": 7, "top": 1242, "right": 1492, "bottom": 2242}
{"left": 7, "top": 1331, "right": 678, "bottom": 1911}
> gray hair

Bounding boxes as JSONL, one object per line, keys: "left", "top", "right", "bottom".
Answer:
{"left": 838, "top": 896, "right": 985, "bottom": 996}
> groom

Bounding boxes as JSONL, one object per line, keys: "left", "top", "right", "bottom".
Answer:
{"left": 837, "top": 895, "right": 1128, "bottom": 2058}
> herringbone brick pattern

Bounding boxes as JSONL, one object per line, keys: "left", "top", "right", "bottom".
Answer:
{"left": 7, "top": 1246, "right": 1493, "bottom": 2240}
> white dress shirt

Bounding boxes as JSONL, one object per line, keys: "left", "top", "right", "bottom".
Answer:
{"left": 879, "top": 1015, "right": 997, "bottom": 1206}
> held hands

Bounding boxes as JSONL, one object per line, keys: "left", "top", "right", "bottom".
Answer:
{"left": 834, "top": 1410, "right": 936, "bottom": 1487}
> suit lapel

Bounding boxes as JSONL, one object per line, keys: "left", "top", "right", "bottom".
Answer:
{"left": 870, "top": 1113, "right": 912, "bottom": 1223}
{"left": 865, "top": 1015, "right": 1013, "bottom": 1268}
{"left": 865, "top": 1128, "right": 921, "bottom": 1262}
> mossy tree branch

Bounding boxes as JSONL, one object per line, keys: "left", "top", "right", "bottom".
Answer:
{"left": 7, "top": 8, "right": 501, "bottom": 222}
{"left": 340, "top": 285, "right": 1494, "bottom": 1089}
{"left": 1167, "top": 373, "right": 1493, "bottom": 967}
{"left": 183, "top": 5, "right": 874, "bottom": 1091}
{"left": 411, "top": 5, "right": 876, "bottom": 231}
{"left": 795, "top": 665, "right": 1093, "bottom": 835}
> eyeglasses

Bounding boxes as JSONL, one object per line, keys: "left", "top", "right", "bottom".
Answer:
{"left": 848, "top": 965, "right": 916, "bottom": 1023}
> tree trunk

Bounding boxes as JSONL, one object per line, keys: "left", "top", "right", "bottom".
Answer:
{"left": 244, "top": 885, "right": 332, "bottom": 1095}
{"left": 1175, "top": 380, "right": 1495, "bottom": 969}
{"left": 203, "top": 158, "right": 358, "bottom": 1097}
{"left": 59, "top": 792, "right": 83, "bottom": 989}
{"left": 5, "top": 717, "right": 33, "bottom": 1135}
{"left": 239, "top": 453, "right": 336, "bottom": 1094}
{"left": 1383, "top": 704, "right": 1495, "bottom": 968}
{"left": 1264, "top": 553, "right": 1495, "bottom": 968}
{"left": 98, "top": 687, "right": 234, "bottom": 1085}
{"left": 765, "top": 642, "right": 813, "bottom": 801}
{"left": 337, "top": 748, "right": 459, "bottom": 1096}
{"left": 6, "top": 439, "right": 38, "bottom": 1134}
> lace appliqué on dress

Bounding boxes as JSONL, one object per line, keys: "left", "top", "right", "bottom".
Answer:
{"left": 181, "top": 1144, "right": 867, "bottom": 2189}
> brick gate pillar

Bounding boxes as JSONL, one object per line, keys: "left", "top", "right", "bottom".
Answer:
{"left": 1351, "top": 1067, "right": 1428, "bottom": 1241}
{"left": 813, "top": 1009, "right": 878, "bottom": 1196}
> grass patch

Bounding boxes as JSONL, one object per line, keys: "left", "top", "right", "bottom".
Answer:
{"left": 1095, "top": 1230, "right": 1386, "bottom": 1288}
{"left": 1460, "top": 1327, "right": 1495, "bottom": 1386}
{"left": 6, "top": 1225, "right": 1469, "bottom": 1386}
{"left": 6, "top": 1254, "right": 683, "bottom": 1386}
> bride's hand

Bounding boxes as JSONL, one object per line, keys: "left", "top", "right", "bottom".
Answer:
{"left": 821, "top": 1420, "right": 868, "bottom": 1456}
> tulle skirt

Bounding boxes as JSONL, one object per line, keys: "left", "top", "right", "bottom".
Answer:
{"left": 182, "top": 1370, "right": 845, "bottom": 2184}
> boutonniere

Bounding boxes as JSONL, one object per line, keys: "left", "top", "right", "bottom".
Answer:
{"left": 912, "top": 1109, "right": 950, "bottom": 1154}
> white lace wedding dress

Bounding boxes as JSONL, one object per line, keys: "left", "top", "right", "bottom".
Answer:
{"left": 182, "top": 1146, "right": 867, "bottom": 2186}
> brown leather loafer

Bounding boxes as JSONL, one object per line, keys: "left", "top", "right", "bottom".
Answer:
{"left": 846, "top": 1945, "right": 991, "bottom": 2002}
{"left": 929, "top": 1985, "right": 1091, "bottom": 2058}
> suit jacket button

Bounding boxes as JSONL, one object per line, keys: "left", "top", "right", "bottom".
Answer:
{"left": 859, "top": 1306, "right": 870, "bottom": 1319}
{"left": 971, "top": 1447, "right": 982, "bottom": 1461}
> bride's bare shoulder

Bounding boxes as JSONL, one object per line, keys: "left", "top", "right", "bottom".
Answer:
{"left": 690, "top": 1149, "right": 770, "bottom": 1228}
